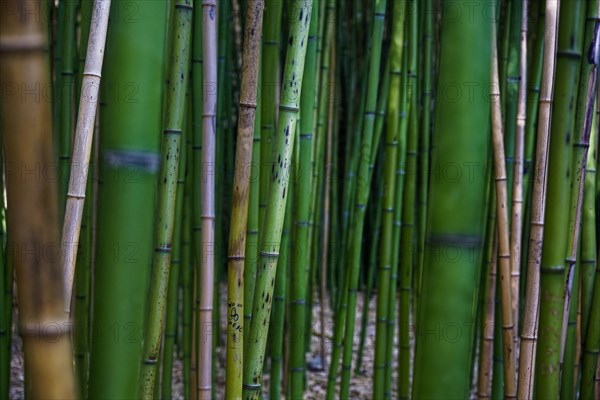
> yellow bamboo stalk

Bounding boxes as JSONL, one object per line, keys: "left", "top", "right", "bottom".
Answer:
{"left": 0, "top": 0, "right": 77, "bottom": 397}
{"left": 198, "top": 1, "right": 217, "bottom": 398}
{"left": 225, "top": 1, "right": 264, "bottom": 398}
{"left": 490, "top": 21, "right": 517, "bottom": 398}
{"left": 517, "top": 2, "right": 561, "bottom": 399}
{"left": 61, "top": 0, "right": 111, "bottom": 313}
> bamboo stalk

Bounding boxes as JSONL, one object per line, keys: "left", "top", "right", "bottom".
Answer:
{"left": 290, "top": 0, "right": 319, "bottom": 394}
{"left": 61, "top": 0, "right": 111, "bottom": 313}
{"left": 517, "top": 1, "right": 561, "bottom": 398}
{"left": 242, "top": 2, "right": 313, "bottom": 397}
{"left": 509, "top": 0, "right": 528, "bottom": 347}
{"left": 225, "top": 1, "right": 265, "bottom": 398}
{"left": 138, "top": 1, "right": 193, "bottom": 397}
{"left": 0, "top": 0, "right": 77, "bottom": 396}
{"left": 198, "top": 1, "right": 218, "bottom": 398}
{"left": 490, "top": 18, "right": 517, "bottom": 398}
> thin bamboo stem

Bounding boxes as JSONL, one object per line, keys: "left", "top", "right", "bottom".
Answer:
{"left": 490, "top": 19, "right": 517, "bottom": 398}
{"left": 61, "top": 0, "right": 111, "bottom": 313}
{"left": 517, "top": 1, "right": 561, "bottom": 398}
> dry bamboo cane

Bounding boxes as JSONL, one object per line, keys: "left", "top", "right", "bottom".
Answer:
{"left": 61, "top": 0, "right": 111, "bottom": 313}
{"left": 225, "top": 1, "right": 265, "bottom": 398}
{"left": 198, "top": 1, "right": 217, "bottom": 398}
{"left": 479, "top": 233, "right": 498, "bottom": 400}
{"left": 0, "top": 0, "right": 77, "bottom": 397}
{"left": 510, "top": 0, "right": 528, "bottom": 346}
{"left": 517, "top": 1, "right": 561, "bottom": 398}
{"left": 490, "top": 22, "right": 517, "bottom": 398}
{"left": 559, "top": 13, "right": 600, "bottom": 376}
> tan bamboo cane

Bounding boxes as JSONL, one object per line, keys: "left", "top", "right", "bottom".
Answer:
{"left": 198, "top": 0, "right": 218, "bottom": 398}
{"left": 517, "top": 1, "right": 561, "bottom": 398}
{"left": 225, "top": 1, "right": 264, "bottom": 398}
{"left": 61, "top": 0, "right": 111, "bottom": 313}
{"left": 510, "top": 0, "right": 528, "bottom": 346}
{"left": 0, "top": 0, "right": 77, "bottom": 397}
{"left": 490, "top": 21, "right": 517, "bottom": 398}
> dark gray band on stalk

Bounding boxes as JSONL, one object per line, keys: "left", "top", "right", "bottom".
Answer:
{"left": 103, "top": 149, "right": 161, "bottom": 173}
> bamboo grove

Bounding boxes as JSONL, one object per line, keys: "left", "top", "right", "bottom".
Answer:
{"left": 1, "top": 0, "right": 600, "bottom": 399}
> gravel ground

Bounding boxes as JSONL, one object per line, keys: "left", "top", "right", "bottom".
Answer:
{"left": 10, "top": 286, "right": 396, "bottom": 399}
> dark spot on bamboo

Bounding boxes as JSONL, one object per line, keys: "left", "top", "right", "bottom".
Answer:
{"left": 299, "top": 8, "right": 303, "bottom": 21}
{"left": 289, "top": 36, "right": 293, "bottom": 45}
{"left": 282, "top": 187, "right": 286, "bottom": 198}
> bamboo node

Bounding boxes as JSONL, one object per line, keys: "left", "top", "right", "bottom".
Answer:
{"left": 239, "top": 100, "right": 258, "bottom": 109}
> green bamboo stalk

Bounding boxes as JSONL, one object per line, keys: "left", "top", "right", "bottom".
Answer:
{"left": 289, "top": 0, "right": 318, "bottom": 394}
{"left": 190, "top": 3, "right": 203, "bottom": 396}
{"left": 535, "top": 2, "right": 585, "bottom": 397}
{"left": 58, "top": 0, "right": 78, "bottom": 217}
{"left": 570, "top": 0, "right": 600, "bottom": 347}
{"left": 138, "top": 1, "right": 193, "bottom": 397}
{"left": 225, "top": 2, "right": 265, "bottom": 398}
{"left": 415, "top": 0, "right": 434, "bottom": 313}
{"left": 242, "top": 2, "right": 313, "bottom": 397}
{"left": 398, "top": 4, "right": 418, "bottom": 397}
{"left": 198, "top": 1, "right": 218, "bottom": 398}
{"left": 259, "top": 0, "right": 284, "bottom": 234}
{"left": 385, "top": 30, "right": 410, "bottom": 399}
{"left": 182, "top": 153, "right": 194, "bottom": 399}
{"left": 516, "top": 1, "right": 561, "bottom": 397}
{"left": 161, "top": 108, "right": 188, "bottom": 400}
{"left": 560, "top": 258, "right": 580, "bottom": 399}
{"left": 412, "top": 0, "right": 492, "bottom": 397}
{"left": 270, "top": 180, "right": 292, "bottom": 399}
{"left": 88, "top": 1, "right": 167, "bottom": 397}
{"left": 338, "top": 1, "right": 387, "bottom": 397}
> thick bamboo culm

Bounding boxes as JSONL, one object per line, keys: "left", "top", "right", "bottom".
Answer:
{"left": 517, "top": 1, "right": 561, "bottom": 398}
{"left": 0, "top": 0, "right": 77, "bottom": 397}
{"left": 61, "top": 0, "right": 111, "bottom": 313}
{"left": 225, "top": 1, "right": 264, "bottom": 398}
{"left": 198, "top": 0, "right": 218, "bottom": 398}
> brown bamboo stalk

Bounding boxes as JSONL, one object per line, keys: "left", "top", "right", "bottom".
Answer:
{"left": 61, "top": 0, "right": 111, "bottom": 313}
{"left": 517, "top": 1, "right": 561, "bottom": 398}
{"left": 478, "top": 234, "right": 498, "bottom": 400}
{"left": 490, "top": 22, "right": 517, "bottom": 398}
{"left": 0, "top": 0, "right": 77, "bottom": 397}
{"left": 225, "top": 1, "right": 264, "bottom": 398}
{"left": 510, "top": 0, "right": 528, "bottom": 346}
{"left": 198, "top": 0, "right": 217, "bottom": 398}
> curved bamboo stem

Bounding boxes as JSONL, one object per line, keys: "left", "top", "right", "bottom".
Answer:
{"left": 517, "top": 1, "right": 561, "bottom": 398}
{"left": 61, "top": 0, "right": 111, "bottom": 313}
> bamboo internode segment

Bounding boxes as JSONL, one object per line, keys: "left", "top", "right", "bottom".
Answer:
{"left": 517, "top": 1, "right": 561, "bottom": 398}
{"left": 61, "top": 0, "right": 111, "bottom": 314}
{"left": 198, "top": 0, "right": 218, "bottom": 399}
{"left": 0, "top": 0, "right": 77, "bottom": 397}
{"left": 225, "top": 1, "right": 264, "bottom": 399}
